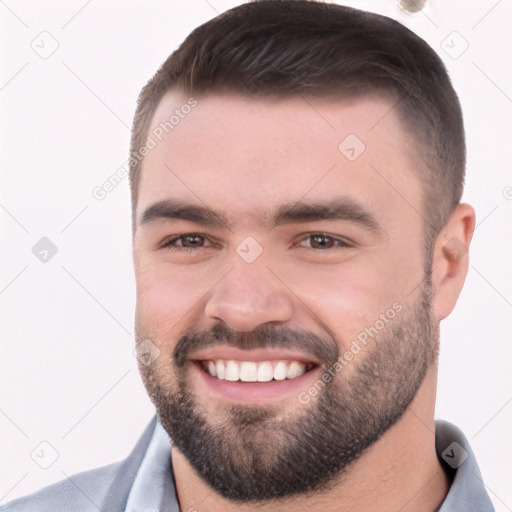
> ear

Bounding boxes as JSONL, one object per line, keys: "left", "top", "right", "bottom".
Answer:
{"left": 431, "top": 203, "right": 476, "bottom": 321}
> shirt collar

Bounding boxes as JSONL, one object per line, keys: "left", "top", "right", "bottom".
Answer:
{"left": 124, "top": 418, "right": 178, "bottom": 512}
{"left": 125, "top": 418, "right": 494, "bottom": 511}
{"left": 436, "top": 419, "right": 495, "bottom": 511}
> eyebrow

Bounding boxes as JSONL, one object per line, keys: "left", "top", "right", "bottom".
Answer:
{"left": 139, "top": 197, "right": 383, "bottom": 233}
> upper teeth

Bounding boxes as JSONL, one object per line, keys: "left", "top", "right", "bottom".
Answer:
{"left": 203, "top": 360, "right": 309, "bottom": 382}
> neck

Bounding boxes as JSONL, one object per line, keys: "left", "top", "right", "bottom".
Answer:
{"left": 172, "top": 364, "right": 450, "bottom": 512}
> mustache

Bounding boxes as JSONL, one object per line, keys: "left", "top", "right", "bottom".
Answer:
{"left": 173, "top": 323, "right": 340, "bottom": 368}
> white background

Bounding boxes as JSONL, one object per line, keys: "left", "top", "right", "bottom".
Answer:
{"left": 1, "top": 0, "right": 511, "bottom": 509}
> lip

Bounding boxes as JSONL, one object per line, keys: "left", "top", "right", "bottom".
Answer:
{"left": 190, "top": 360, "right": 320, "bottom": 403}
{"left": 190, "top": 346, "right": 319, "bottom": 365}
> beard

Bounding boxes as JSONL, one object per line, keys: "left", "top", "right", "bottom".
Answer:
{"left": 137, "top": 281, "right": 438, "bottom": 503}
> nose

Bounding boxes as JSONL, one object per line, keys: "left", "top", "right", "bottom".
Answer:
{"left": 204, "top": 257, "right": 294, "bottom": 332}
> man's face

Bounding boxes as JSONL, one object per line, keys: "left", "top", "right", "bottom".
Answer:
{"left": 132, "top": 92, "right": 438, "bottom": 501}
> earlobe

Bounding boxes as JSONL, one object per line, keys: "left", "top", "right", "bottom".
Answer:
{"left": 431, "top": 203, "right": 476, "bottom": 321}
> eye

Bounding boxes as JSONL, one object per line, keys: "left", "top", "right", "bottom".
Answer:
{"left": 296, "top": 233, "right": 352, "bottom": 250}
{"left": 159, "top": 233, "right": 213, "bottom": 252}
{"left": 159, "top": 233, "right": 352, "bottom": 253}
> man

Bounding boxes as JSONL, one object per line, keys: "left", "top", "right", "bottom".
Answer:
{"left": 1, "top": 1, "right": 495, "bottom": 511}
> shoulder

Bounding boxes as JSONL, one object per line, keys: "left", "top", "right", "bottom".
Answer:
{"left": 0, "top": 416, "right": 158, "bottom": 512}
{"left": 0, "top": 460, "right": 123, "bottom": 512}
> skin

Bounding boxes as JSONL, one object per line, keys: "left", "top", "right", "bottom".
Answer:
{"left": 132, "top": 90, "right": 475, "bottom": 512}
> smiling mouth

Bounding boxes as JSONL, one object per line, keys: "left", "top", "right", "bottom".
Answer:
{"left": 198, "top": 359, "right": 317, "bottom": 383}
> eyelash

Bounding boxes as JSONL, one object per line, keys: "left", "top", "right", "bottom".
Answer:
{"left": 159, "top": 233, "right": 352, "bottom": 253}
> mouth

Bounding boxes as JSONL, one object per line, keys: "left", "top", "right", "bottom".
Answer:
{"left": 199, "top": 359, "right": 316, "bottom": 382}
{"left": 189, "top": 347, "right": 320, "bottom": 402}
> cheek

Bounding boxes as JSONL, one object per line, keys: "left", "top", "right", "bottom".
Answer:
{"left": 135, "top": 265, "right": 191, "bottom": 337}
{"left": 277, "top": 253, "right": 417, "bottom": 342}
{"left": 134, "top": 261, "right": 219, "bottom": 340}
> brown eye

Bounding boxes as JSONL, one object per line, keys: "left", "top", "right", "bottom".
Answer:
{"left": 299, "top": 234, "right": 351, "bottom": 250}
{"left": 309, "top": 234, "right": 336, "bottom": 249}
{"left": 160, "top": 234, "right": 210, "bottom": 251}
{"left": 180, "top": 235, "right": 205, "bottom": 247}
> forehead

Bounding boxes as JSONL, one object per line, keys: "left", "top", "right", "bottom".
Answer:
{"left": 137, "top": 90, "right": 424, "bottom": 228}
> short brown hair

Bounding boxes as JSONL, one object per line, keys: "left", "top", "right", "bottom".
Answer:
{"left": 130, "top": 0, "right": 465, "bottom": 245}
